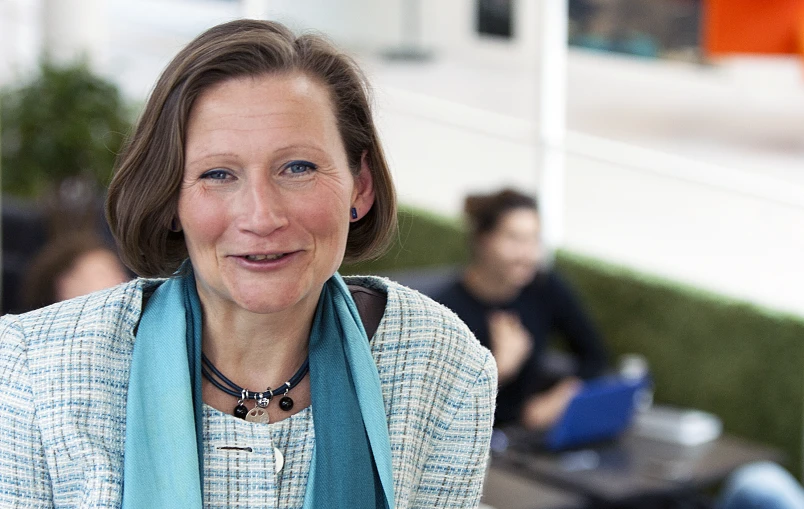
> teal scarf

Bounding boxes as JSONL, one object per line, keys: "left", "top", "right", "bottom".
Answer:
{"left": 122, "top": 270, "right": 394, "bottom": 508}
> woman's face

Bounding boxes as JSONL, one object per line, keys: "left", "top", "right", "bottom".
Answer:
{"left": 476, "top": 208, "right": 543, "bottom": 290}
{"left": 178, "top": 73, "right": 374, "bottom": 317}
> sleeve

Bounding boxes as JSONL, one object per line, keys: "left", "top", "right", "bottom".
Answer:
{"left": 411, "top": 350, "right": 498, "bottom": 509}
{"left": 0, "top": 316, "right": 54, "bottom": 508}
{"left": 548, "top": 271, "right": 608, "bottom": 379}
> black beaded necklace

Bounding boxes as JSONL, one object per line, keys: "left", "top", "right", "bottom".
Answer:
{"left": 201, "top": 354, "right": 309, "bottom": 421}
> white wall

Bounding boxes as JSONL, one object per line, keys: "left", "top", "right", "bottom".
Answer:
{"left": 263, "top": 0, "right": 547, "bottom": 64}
{"left": 421, "top": 0, "right": 543, "bottom": 67}
{"left": 562, "top": 133, "right": 804, "bottom": 317}
{"left": 374, "top": 87, "right": 541, "bottom": 214}
{"left": 261, "top": 0, "right": 403, "bottom": 50}
{"left": 41, "top": 0, "right": 108, "bottom": 68}
{"left": 0, "top": 0, "right": 43, "bottom": 84}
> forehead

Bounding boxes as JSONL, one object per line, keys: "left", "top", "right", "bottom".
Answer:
{"left": 496, "top": 208, "right": 540, "bottom": 233}
{"left": 185, "top": 73, "right": 341, "bottom": 151}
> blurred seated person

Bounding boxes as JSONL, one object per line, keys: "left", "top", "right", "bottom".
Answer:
{"left": 20, "top": 231, "right": 130, "bottom": 310}
{"left": 717, "top": 462, "right": 804, "bottom": 509}
{"left": 435, "top": 189, "right": 608, "bottom": 429}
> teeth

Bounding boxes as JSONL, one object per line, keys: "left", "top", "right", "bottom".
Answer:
{"left": 245, "top": 254, "right": 284, "bottom": 261}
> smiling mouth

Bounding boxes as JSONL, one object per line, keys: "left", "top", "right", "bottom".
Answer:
{"left": 243, "top": 253, "right": 287, "bottom": 261}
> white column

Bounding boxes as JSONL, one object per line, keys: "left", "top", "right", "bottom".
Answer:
{"left": 41, "top": 0, "right": 108, "bottom": 68}
{"left": 536, "top": 0, "right": 569, "bottom": 252}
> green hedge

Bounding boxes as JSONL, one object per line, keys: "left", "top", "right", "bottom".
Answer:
{"left": 344, "top": 205, "right": 804, "bottom": 476}
{"left": 346, "top": 207, "right": 470, "bottom": 273}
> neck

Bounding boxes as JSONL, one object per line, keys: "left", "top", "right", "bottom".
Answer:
{"left": 463, "top": 263, "right": 519, "bottom": 303}
{"left": 200, "top": 298, "right": 315, "bottom": 391}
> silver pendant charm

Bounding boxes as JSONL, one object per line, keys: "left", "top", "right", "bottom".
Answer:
{"left": 245, "top": 407, "right": 270, "bottom": 424}
{"left": 274, "top": 447, "right": 284, "bottom": 473}
{"left": 256, "top": 392, "right": 271, "bottom": 408}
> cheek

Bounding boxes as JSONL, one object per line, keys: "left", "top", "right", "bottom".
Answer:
{"left": 178, "top": 194, "right": 230, "bottom": 249}
{"left": 293, "top": 198, "right": 350, "bottom": 268}
{"left": 306, "top": 205, "right": 350, "bottom": 247}
{"left": 487, "top": 238, "right": 515, "bottom": 263}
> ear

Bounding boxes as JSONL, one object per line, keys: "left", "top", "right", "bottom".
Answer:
{"left": 351, "top": 151, "right": 375, "bottom": 221}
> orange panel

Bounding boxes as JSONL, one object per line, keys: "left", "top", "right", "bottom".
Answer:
{"left": 704, "top": 0, "right": 804, "bottom": 55}
{"left": 799, "top": 11, "right": 804, "bottom": 67}
{"left": 799, "top": 10, "right": 804, "bottom": 52}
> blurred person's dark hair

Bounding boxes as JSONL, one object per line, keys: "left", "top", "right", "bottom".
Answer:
{"left": 21, "top": 231, "right": 129, "bottom": 310}
{"left": 464, "top": 188, "right": 539, "bottom": 244}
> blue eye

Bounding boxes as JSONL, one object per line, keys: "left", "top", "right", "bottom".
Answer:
{"left": 284, "top": 160, "right": 317, "bottom": 176}
{"left": 200, "top": 169, "right": 231, "bottom": 180}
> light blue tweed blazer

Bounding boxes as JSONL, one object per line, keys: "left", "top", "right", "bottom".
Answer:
{"left": 0, "top": 276, "right": 496, "bottom": 508}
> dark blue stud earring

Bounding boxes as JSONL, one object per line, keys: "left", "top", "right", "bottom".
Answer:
{"left": 350, "top": 207, "right": 358, "bottom": 220}
{"left": 169, "top": 219, "right": 180, "bottom": 232}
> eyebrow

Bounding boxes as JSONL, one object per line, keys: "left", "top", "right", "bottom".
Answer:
{"left": 271, "top": 143, "right": 330, "bottom": 155}
{"left": 186, "top": 144, "right": 331, "bottom": 163}
{"left": 185, "top": 151, "right": 240, "bottom": 163}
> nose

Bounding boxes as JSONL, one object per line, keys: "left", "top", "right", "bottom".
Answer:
{"left": 235, "top": 178, "right": 289, "bottom": 236}
{"left": 513, "top": 237, "right": 542, "bottom": 264}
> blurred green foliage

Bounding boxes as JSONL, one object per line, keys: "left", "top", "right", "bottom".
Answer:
{"left": 343, "top": 206, "right": 470, "bottom": 275}
{"left": 1, "top": 60, "right": 131, "bottom": 197}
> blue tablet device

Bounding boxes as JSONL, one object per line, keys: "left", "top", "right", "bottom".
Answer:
{"left": 543, "top": 375, "right": 648, "bottom": 451}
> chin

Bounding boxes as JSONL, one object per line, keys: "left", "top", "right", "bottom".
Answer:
{"left": 225, "top": 282, "right": 304, "bottom": 314}
{"left": 233, "top": 294, "right": 305, "bottom": 315}
{"left": 229, "top": 273, "right": 331, "bottom": 316}
{"left": 506, "top": 271, "right": 537, "bottom": 290}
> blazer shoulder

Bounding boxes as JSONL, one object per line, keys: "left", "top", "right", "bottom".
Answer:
{"left": 380, "top": 277, "right": 494, "bottom": 381}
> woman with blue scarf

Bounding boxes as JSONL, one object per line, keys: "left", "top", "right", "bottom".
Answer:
{"left": 0, "top": 20, "right": 497, "bottom": 508}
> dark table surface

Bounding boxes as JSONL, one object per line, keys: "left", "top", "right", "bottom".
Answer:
{"left": 495, "top": 429, "right": 784, "bottom": 506}
{"left": 482, "top": 457, "right": 587, "bottom": 509}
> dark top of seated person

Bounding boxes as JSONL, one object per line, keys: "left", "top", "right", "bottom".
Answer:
{"left": 436, "top": 189, "right": 608, "bottom": 428}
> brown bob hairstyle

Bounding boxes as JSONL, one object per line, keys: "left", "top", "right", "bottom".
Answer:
{"left": 106, "top": 19, "right": 397, "bottom": 277}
